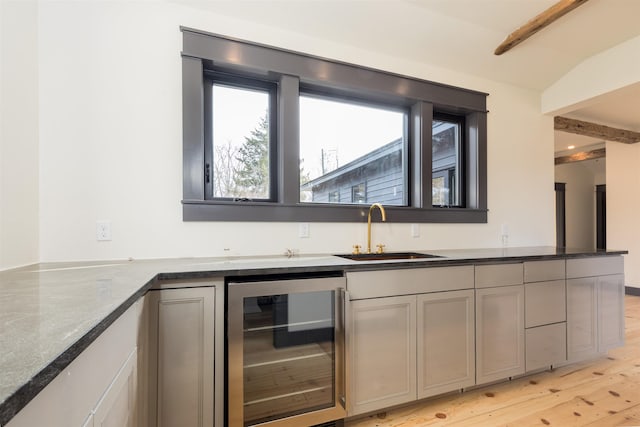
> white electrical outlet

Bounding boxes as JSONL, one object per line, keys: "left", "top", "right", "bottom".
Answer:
{"left": 411, "top": 223, "right": 420, "bottom": 238}
{"left": 501, "top": 223, "right": 509, "bottom": 247}
{"left": 299, "top": 223, "right": 310, "bottom": 238}
{"left": 96, "top": 221, "right": 112, "bottom": 241}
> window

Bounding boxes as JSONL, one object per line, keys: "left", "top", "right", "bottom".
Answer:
{"left": 432, "top": 115, "right": 463, "bottom": 207}
{"left": 299, "top": 95, "right": 407, "bottom": 206}
{"left": 210, "top": 84, "right": 272, "bottom": 200}
{"left": 182, "top": 28, "right": 487, "bottom": 223}
{"left": 351, "top": 183, "right": 366, "bottom": 204}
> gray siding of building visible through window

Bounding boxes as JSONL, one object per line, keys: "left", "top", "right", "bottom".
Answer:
{"left": 301, "top": 125, "right": 458, "bottom": 206}
{"left": 301, "top": 139, "right": 404, "bottom": 205}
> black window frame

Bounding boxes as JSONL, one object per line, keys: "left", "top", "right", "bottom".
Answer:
{"left": 203, "top": 71, "right": 278, "bottom": 202}
{"left": 181, "top": 27, "right": 488, "bottom": 223}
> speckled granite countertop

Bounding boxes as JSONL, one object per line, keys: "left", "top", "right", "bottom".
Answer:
{"left": 0, "top": 246, "right": 627, "bottom": 425}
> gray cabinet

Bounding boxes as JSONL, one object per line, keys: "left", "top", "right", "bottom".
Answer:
{"left": 417, "top": 289, "right": 475, "bottom": 398}
{"left": 475, "top": 262, "right": 525, "bottom": 385}
{"left": 347, "top": 266, "right": 474, "bottom": 416}
{"left": 598, "top": 273, "right": 625, "bottom": 350}
{"left": 475, "top": 284, "right": 525, "bottom": 384}
{"left": 147, "top": 281, "right": 223, "bottom": 427}
{"left": 567, "top": 277, "right": 598, "bottom": 361}
{"left": 523, "top": 260, "right": 567, "bottom": 372}
{"left": 349, "top": 295, "right": 416, "bottom": 416}
{"left": 525, "top": 323, "right": 566, "bottom": 372}
{"left": 567, "top": 256, "right": 625, "bottom": 363}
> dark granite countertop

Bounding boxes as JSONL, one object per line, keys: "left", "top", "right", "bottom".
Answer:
{"left": 0, "top": 246, "right": 626, "bottom": 425}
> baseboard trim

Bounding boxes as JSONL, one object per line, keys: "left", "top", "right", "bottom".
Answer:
{"left": 625, "top": 286, "right": 640, "bottom": 296}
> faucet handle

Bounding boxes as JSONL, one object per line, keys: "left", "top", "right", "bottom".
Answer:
{"left": 376, "top": 244, "right": 386, "bottom": 254}
{"left": 352, "top": 245, "right": 362, "bottom": 255}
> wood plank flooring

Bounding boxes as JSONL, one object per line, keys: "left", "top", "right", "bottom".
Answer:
{"left": 346, "top": 294, "right": 640, "bottom": 427}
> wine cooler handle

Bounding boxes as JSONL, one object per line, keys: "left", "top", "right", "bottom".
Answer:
{"left": 340, "top": 288, "right": 350, "bottom": 411}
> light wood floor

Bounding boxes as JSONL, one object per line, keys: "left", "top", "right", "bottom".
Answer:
{"left": 346, "top": 294, "right": 640, "bottom": 427}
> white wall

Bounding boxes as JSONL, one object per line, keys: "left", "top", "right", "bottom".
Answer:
{"left": 607, "top": 142, "right": 639, "bottom": 289}
{"left": 7, "top": 1, "right": 555, "bottom": 265}
{"left": 0, "top": 0, "right": 39, "bottom": 270}
{"left": 554, "top": 158, "right": 605, "bottom": 249}
{"left": 542, "top": 34, "right": 640, "bottom": 116}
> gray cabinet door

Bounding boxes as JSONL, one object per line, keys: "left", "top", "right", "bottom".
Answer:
{"left": 349, "top": 295, "right": 416, "bottom": 416}
{"left": 598, "top": 274, "right": 625, "bottom": 351}
{"left": 525, "top": 323, "right": 567, "bottom": 372}
{"left": 476, "top": 285, "right": 525, "bottom": 385}
{"left": 417, "top": 289, "right": 475, "bottom": 398}
{"left": 567, "top": 277, "right": 598, "bottom": 362}
{"left": 525, "top": 280, "right": 566, "bottom": 328}
{"left": 148, "top": 287, "right": 215, "bottom": 427}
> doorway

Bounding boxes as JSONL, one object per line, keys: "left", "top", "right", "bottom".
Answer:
{"left": 596, "top": 184, "right": 606, "bottom": 250}
{"left": 555, "top": 182, "right": 566, "bottom": 248}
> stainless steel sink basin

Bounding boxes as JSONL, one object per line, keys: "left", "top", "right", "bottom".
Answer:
{"left": 335, "top": 252, "right": 442, "bottom": 261}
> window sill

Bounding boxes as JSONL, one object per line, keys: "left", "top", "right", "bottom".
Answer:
{"left": 182, "top": 200, "right": 487, "bottom": 223}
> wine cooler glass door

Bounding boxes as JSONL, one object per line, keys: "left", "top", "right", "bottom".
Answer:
{"left": 228, "top": 276, "right": 346, "bottom": 427}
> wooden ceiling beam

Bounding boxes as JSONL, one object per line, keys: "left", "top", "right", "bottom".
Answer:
{"left": 494, "top": 0, "right": 590, "bottom": 55}
{"left": 555, "top": 147, "right": 605, "bottom": 165}
{"left": 555, "top": 116, "right": 640, "bottom": 144}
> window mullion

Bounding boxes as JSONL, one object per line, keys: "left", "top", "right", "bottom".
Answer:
{"left": 465, "top": 111, "right": 487, "bottom": 210}
{"left": 203, "top": 78, "right": 214, "bottom": 199}
{"left": 278, "top": 74, "right": 300, "bottom": 204}
{"left": 410, "top": 101, "right": 433, "bottom": 208}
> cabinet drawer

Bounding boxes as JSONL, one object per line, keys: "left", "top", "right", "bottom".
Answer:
{"left": 346, "top": 266, "right": 474, "bottom": 299}
{"left": 525, "top": 280, "right": 566, "bottom": 328}
{"left": 525, "top": 323, "right": 567, "bottom": 372}
{"left": 566, "top": 256, "right": 624, "bottom": 279}
{"left": 524, "top": 260, "right": 565, "bottom": 283}
{"left": 475, "top": 263, "right": 523, "bottom": 288}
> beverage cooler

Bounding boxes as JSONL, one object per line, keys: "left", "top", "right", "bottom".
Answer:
{"left": 227, "top": 273, "right": 347, "bottom": 427}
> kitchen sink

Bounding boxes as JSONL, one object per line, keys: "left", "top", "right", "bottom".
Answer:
{"left": 335, "top": 252, "right": 442, "bottom": 261}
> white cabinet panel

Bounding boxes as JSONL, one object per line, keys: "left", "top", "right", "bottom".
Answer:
{"left": 476, "top": 285, "right": 525, "bottom": 384}
{"left": 7, "top": 302, "right": 141, "bottom": 427}
{"left": 82, "top": 414, "right": 94, "bottom": 427}
{"left": 349, "top": 295, "right": 416, "bottom": 416}
{"left": 417, "top": 290, "right": 475, "bottom": 398}
{"left": 93, "top": 348, "right": 138, "bottom": 427}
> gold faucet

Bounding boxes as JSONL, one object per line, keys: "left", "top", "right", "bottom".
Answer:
{"left": 367, "top": 203, "right": 387, "bottom": 254}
